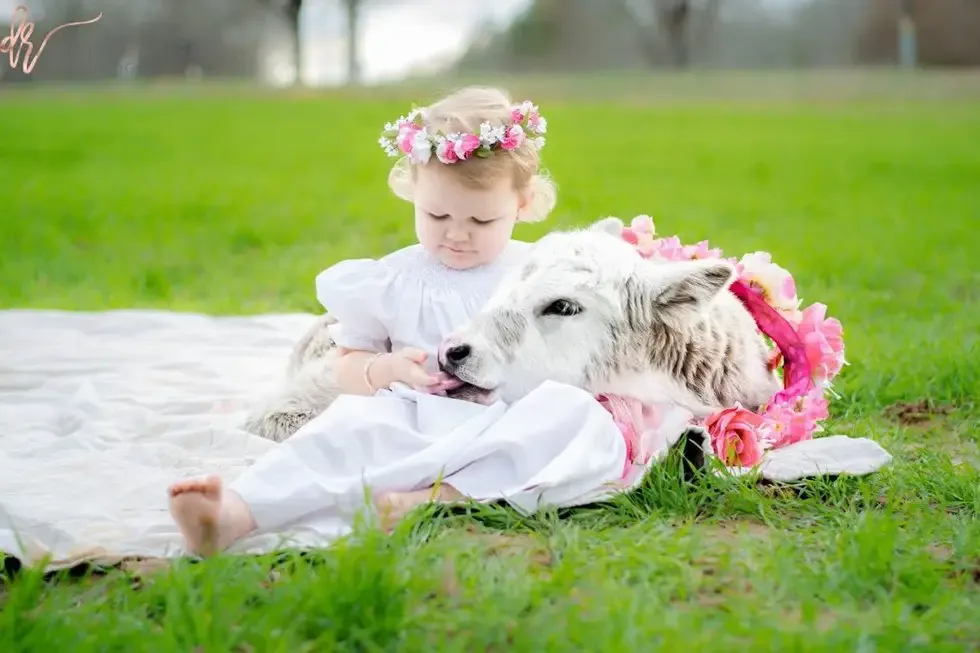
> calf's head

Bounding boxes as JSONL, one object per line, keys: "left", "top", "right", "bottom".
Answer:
{"left": 436, "top": 224, "right": 740, "bottom": 405}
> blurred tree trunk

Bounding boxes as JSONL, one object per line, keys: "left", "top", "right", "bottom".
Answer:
{"left": 633, "top": 0, "right": 719, "bottom": 68}
{"left": 659, "top": 0, "right": 691, "bottom": 67}
{"left": 260, "top": 0, "right": 303, "bottom": 84}
{"left": 343, "top": 0, "right": 361, "bottom": 84}
{"left": 284, "top": 0, "right": 303, "bottom": 84}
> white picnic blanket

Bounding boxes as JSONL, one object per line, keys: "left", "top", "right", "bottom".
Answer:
{"left": 0, "top": 309, "right": 892, "bottom": 572}
{"left": 0, "top": 309, "right": 312, "bottom": 569}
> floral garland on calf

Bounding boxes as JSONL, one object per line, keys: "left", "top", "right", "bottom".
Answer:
{"left": 618, "top": 215, "right": 847, "bottom": 469}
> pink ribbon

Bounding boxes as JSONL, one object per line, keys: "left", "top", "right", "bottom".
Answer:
{"left": 728, "top": 279, "right": 814, "bottom": 405}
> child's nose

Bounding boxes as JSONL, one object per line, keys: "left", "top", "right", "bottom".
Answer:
{"left": 446, "top": 226, "right": 469, "bottom": 241}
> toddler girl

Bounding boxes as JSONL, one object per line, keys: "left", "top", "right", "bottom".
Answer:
{"left": 166, "top": 86, "right": 595, "bottom": 556}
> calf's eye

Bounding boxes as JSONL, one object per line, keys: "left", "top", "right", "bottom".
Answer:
{"left": 541, "top": 299, "right": 582, "bottom": 317}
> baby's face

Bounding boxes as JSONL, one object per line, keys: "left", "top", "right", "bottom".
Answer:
{"left": 412, "top": 164, "right": 525, "bottom": 270}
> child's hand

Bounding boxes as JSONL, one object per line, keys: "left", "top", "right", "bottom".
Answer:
{"left": 386, "top": 347, "right": 440, "bottom": 391}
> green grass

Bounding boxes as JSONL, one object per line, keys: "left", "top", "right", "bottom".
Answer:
{"left": 2, "top": 76, "right": 979, "bottom": 650}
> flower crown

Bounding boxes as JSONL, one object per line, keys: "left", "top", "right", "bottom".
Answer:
{"left": 614, "top": 215, "right": 847, "bottom": 469}
{"left": 378, "top": 100, "right": 547, "bottom": 165}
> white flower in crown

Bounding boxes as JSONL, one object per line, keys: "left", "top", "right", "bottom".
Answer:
{"left": 378, "top": 135, "right": 398, "bottom": 157}
{"left": 480, "top": 121, "right": 506, "bottom": 147}
{"left": 408, "top": 128, "right": 433, "bottom": 164}
{"left": 511, "top": 100, "right": 547, "bottom": 135}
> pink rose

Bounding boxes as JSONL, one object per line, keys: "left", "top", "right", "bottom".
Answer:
{"left": 797, "top": 303, "right": 845, "bottom": 384}
{"left": 436, "top": 139, "right": 458, "bottom": 163}
{"left": 704, "top": 404, "right": 767, "bottom": 467}
{"left": 511, "top": 107, "right": 525, "bottom": 123}
{"left": 438, "top": 140, "right": 458, "bottom": 162}
{"left": 621, "top": 227, "right": 640, "bottom": 245}
{"left": 453, "top": 133, "right": 481, "bottom": 159}
{"left": 499, "top": 125, "right": 525, "bottom": 150}
{"left": 397, "top": 124, "right": 420, "bottom": 154}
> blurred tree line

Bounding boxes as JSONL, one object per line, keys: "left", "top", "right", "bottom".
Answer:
{"left": 1, "top": 0, "right": 978, "bottom": 87}
{"left": 457, "top": 0, "right": 980, "bottom": 72}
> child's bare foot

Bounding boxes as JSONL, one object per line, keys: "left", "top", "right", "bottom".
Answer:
{"left": 169, "top": 475, "right": 224, "bottom": 556}
{"left": 168, "top": 475, "right": 255, "bottom": 557}
{"left": 374, "top": 484, "right": 464, "bottom": 531}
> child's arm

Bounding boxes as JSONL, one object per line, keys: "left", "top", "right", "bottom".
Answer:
{"left": 316, "top": 257, "right": 438, "bottom": 394}
{"left": 334, "top": 347, "right": 438, "bottom": 395}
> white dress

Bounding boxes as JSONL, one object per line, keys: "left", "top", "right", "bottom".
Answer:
{"left": 226, "top": 241, "right": 685, "bottom": 542}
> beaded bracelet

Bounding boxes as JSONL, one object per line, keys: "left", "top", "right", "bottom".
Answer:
{"left": 363, "top": 352, "right": 384, "bottom": 393}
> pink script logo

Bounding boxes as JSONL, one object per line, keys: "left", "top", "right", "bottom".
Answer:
{"left": 1, "top": 5, "right": 102, "bottom": 75}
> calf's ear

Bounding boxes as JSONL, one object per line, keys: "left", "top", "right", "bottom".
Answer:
{"left": 588, "top": 216, "right": 624, "bottom": 236}
{"left": 624, "top": 259, "right": 736, "bottom": 324}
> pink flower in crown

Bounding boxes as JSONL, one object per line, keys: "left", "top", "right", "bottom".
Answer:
{"left": 704, "top": 403, "right": 768, "bottom": 467}
{"left": 797, "top": 302, "right": 845, "bottom": 384}
{"left": 511, "top": 100, "right": 536, "bottom": 124}
{"left": 762, "top": 387, "right": 829, "bottom": 448}
{"left": 396, "top": 124, "right": 432, "bottom": 163}
{"left": 683, "top": 240, "right": 724, "bottom": 260}
{"left": 499, "top": 124, "right": 525, "bottom": 150}
{"left": 527, "top": 111, "right": 547, "bottom": 134}
{"left": 737, "top": 251, "right": 801, "bottom": 316}
{"left": 396, "top": 124, "right": 420, "bottom": 154}
{"left": 453, "top": 133, "right": 482, "bottom": 160}
{"left": 436, "top": 137, "right": 459, "bottom": 164}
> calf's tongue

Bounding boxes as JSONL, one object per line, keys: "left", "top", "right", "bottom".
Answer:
{"left": 432, "top": 373, "right": 465, "bottom": 392}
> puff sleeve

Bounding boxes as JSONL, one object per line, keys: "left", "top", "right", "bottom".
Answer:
{"left": 315, "top": 258, "right": 396, "bottom": 353}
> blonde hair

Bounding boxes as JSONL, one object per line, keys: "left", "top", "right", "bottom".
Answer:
{"left": 387, "top": 86, "right": 558, "bottom": 223}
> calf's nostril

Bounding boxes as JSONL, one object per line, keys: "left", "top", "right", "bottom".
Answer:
{"left": 445, "top": 344, "right": 471, "bottom": 364}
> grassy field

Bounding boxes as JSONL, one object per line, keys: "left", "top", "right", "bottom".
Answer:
{"left": 1, "top": 75, "right": 979, "bottom": 649}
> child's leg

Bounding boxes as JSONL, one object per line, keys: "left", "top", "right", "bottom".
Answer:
{"left": 168, "top": 475, "right": 256, "bottom": 557}
{"left": 167, "top": 388, "right": 491, "bottom": 554}
{"left": 170, "top": 477, "right": 465, "bottom": 553}
{"left": 373, "top": 483, "right": 464, "bottom": 531}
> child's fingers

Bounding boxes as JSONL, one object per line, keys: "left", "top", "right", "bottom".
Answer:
{"left": 408, "top": 367, "right": 438, "bottom": 389}
{"left": 400, "top": 347, "right": 428, "bottom": 364}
